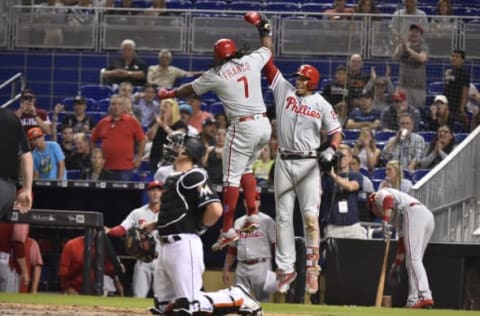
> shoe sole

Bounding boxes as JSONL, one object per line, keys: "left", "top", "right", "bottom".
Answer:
{"left": 239, "top": 223, "right": 259, "bottom": 233}
{"left": 235, "top": 285, "right": 263, "bottom": 316}
{"left": 278, "top": 272, "right": 298, "bottom": 294}
{"left": 147, "top": 307, "right": 162, "bottom": 315}
{"left": 211, "top": 235, "right": 240, "bottom": 251}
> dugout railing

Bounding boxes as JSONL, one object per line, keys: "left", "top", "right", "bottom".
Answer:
{"left": 411, "top": 125, "right": 480, "bottom": 243}
{"left": 4, "top": 5, "right": 480, "bottom": 59}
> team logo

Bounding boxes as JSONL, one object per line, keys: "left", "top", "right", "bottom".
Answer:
{"left": 285, "top": 96, "right": 321, "bottom": 119}
{"left": 199, "top": 184, "right": 213, "bottom": 197}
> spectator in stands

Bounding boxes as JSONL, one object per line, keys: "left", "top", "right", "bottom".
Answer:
{"left": 471, "top": 111, "right": 480, "bottom": 132}
{"left": 346, "top": 54, "right": 370, "bottom": 111}
{"left": 352, "top": 126, "right": 381, "bottom": 172}
{"left": 379, "top": 160, "right": 413, "bottom": 193}
{"left": 11, "top": 237, "right": 43, "bottom": 294}
{"left": 321, "top": 144, "right": 365, "bottom": 239}
{"left": 186, "top": 94, "right": 213, "bottom": 133}
{"left": 144, "top": 0, "right": 166, "bottom": 16}
{"left": 354, "top": 0, "right": 379, "bottom": 16}
{"left": 28, "top": 127, "right": 66, "bottom": 180}
{"left": 349, "top": 155, "right": 375, "bottom": 221}
{"left": 443, "top": 49, "right": 471, "bottom": 132}
{"left": 367, "top": 74, "right": 394, "bottom": 112}
{"left": 466, "top": 83, "right": 480, "bottom": 118}
{"left": 345, "top": 90, "right": 382, "bottom": 130}
{"left": 393, "top": 24, "right": 429, "bottom": 109}
{"left": 147, "top": 49, "right": 201, "bottom": 88}
{"left": 389, "top": 0, "right": 428, "bottom": 38}
{"left": 101, "top": 39, "right": 148, "bottom": 87}
{"left": 58, "top": 234, "right": 120, "bottom": 295}
{"left": 381, "top": 113, "right": 425, "bottom": 171}
{"left": 112, "top": 0, "right": 138, "bottom": 15}
{"left": 35, "top": 0, "right": 65, "bottom": 45}
{"left": 253, "top": 145, "right": 274, "bottom": 187}
{"left": 200, "top": 118, "right": 217, "bottom": 147}
{"left": 214, "top": 112, "right": 228, "bottom": 130}
{"left": 204, "top": 127, "right": 226, "bottom": 185}
{"left": 381, "top": 89, "right": 421, "bottom": 131}
{"left": 133, "top": 83, "right": 160, "bottom": 129}
{"left": 61, "top": 96, "right": 95, "bottom": 133}
{"left": 67, "top": 133, "right": 91, "bottom": 172}
{"left": 67, "top": 0, "right": 96, "bottom": 27}
{"left": 425, "top": 95, "right": 451, "bottom": 131}
{"left": 325, "top": 0, "right": 354, "bottom": 20}
{"left": 118, "top": 81, "right": 134, "bottom": 100}
{"left": 147, "top": 98, "right": 187, "bottom": 171}
{"left": 418, "top": 124, "right": 455, "bottom": 169}
{"left": 430, "top": 0, "right": 455, "bottom": 32}
{"left": 91, "top": 95, "right": 146, "bottom": 181}
{"left": 15, "top": 89, "right": 51, "bottom": 135}
{"left": 178, "top": 102, "right": 199, "bottom": 135}
{"left": 57, "top": 125, "right": 75, "bottom": 164}
{"left": 322, "top": 65, "right": 348, "bottom": 115}
{"left": 80, "top": 148, "right": 114, "bottom": 181}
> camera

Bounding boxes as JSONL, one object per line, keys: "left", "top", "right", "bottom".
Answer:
{"left": 319, "top": 150, "right": 343, "bottom": 174}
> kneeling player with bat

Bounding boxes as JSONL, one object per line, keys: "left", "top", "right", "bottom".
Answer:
{"left": 368, "top": 188, "right": 435, "bottom": 308}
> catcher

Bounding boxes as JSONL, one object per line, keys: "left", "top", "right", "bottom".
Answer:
{"left": 105, "top": 180, "right": 163, "bottom": 298}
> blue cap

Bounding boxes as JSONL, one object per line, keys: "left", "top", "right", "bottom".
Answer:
{"left": 179, "top": 102, "right": 193, "bottom": 114}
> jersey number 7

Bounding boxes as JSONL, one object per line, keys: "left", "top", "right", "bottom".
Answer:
{"left": 237, "top": 76, "right": 249, "bottom": 98}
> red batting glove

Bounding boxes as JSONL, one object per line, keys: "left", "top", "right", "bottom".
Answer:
{"left": 244, "top": 11, "right": 262, "bottom": 26}
{"left": 157, "top": 88, "right": 176, "bottom": 100}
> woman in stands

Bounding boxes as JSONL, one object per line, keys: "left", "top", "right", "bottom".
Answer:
{"left": 352, "top": 126, "right": 381, "bottom": 172}
{"left": 81, "top": 148, "right": 113, "bottom": 181}
{"left": 431, "top": 0, "right": 455, "bottom": 32}
{"left": 418, "top": 124, "right": 455, "bottom": 169}
{"left": 379, "top": 160, "right": 413, "bottom": 193}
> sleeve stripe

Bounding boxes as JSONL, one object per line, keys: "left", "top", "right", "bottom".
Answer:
{"left": 270, "top": 71, "right": 281, "bottom": 90}
{"left": 327, "top": 126, "right": 342, "bottom": 135}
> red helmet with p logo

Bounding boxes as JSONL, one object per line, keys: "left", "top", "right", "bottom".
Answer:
{"left": 214, "top": 38, "right": 237, "bottom": 60}
{"left": 295, "top": 64, "right": 320, "bottom": 91}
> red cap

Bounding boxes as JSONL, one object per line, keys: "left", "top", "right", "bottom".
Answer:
{"left": 27, "top": 127, "right": 44, "bottom": 140}
{"left": 410, "top": 23, "right": 424, "bottom": 35}
{"left": 147, "top": 180, "right": 163, "bottom": 190}
{"left": 392, "top": 90, "right": 407, "bottom": 102}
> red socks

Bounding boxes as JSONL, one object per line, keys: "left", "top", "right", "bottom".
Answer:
{"left": 240, "top": 173, "right": 257, "bottom": 216}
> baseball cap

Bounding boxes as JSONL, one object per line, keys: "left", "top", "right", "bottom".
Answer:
{"left": 202, "top": 118, "right": 216, "bottom": 126}
{"left": 335, "top": 65, "right": 346, "bottom": 72}
{"left": 434, "top": 95, "right": 448, "bottom": 104}
{"left": 27, "top": 127, "right": 44, "bottom": 140}
{"left": 392, "top": 90, "right": 407, "bottom": 102}
{"left": 20, "top": 89, "right": 35, "bottom": 100}
{"left": 73, "top": 96, "right": 86, "bottom": 104}
{"left": 410, "top": 23, "right": 424, "bottom": 35}
{"left": 179, "top": 102, "right": 193, "bottom": 115}
{"left": 147, "top": 180, "right": 163, "bottom": 190}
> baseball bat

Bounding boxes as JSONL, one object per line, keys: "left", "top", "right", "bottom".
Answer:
{"left": 375, "top": 237, "right": 391, "bottom": 307}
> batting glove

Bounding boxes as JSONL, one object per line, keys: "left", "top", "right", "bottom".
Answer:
{"left": 319, "top": 146, "right": 336, "bottom": 163}
{"left": 388, "top": 262, "right": 401, "bottom": 286}
{"left": 381, "top": 220, "right": 392, "bottom": 239}
{"left": 157, "top": 88, "right": 176, "bottom": 100}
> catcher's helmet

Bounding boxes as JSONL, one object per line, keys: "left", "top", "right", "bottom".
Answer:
{"left": 214, "top": 38, "right": 237, "bottom": 60}
{"left": 295, "top": 64, "right": 320, "bottom": 91}
{"left": 162, "top": 131, "right": 206, "bottom": 164}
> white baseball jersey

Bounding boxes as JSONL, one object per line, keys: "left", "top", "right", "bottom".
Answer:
{"left": 121, "top": 204, "right": 160, "bottom": 298}
{"left": 233, "top": 212, "right": 275, "bottom": 261}
{"left": 154, "top": 164, "right": 175, "bottom": 184}
{"left": 269, "top": 71, "right": 342, "bottom": 150}
{"left": 373, "top": 188, "right": 434, "bottom": 304}
{"left": 191, "top": 47, "right": 271, "bottom": 120}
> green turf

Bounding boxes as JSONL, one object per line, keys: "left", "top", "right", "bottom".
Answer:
{"left": 1, "top": 293, "right": 479, "bottom": 315}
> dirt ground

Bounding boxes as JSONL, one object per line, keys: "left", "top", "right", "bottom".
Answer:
{"left": 0, "top": 303, "right": 294, "bottom": 316}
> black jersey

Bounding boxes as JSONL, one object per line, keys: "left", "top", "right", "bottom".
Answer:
{"left": 157, "top": 167, "right": 220, "bottom": 235}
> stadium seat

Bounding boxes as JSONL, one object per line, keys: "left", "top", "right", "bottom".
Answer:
{"left": 194, "top": 0, "right": 228, "bottom": 11}
{"left": 418, "top": 131, "right": 437, "bottom": 144}
{"left": 87, "top": 111, "right": 105, "bottom": 125}
{"left": 209, "top": 102, "right": 225, "bottom": 115}
{"left": 166, "top": 0, "right": 192, "bottom": 10}
{"left": 343, "top": 129, "right": 360, "bottom": 141}
{"left": 412, "top": 169, "right": 430, "bottom": 183}
{"left": 371, "top": 168, "right": 386, "bottom": 180}
{"left": 427, "top": 82, "right": 444, "bottom": 96}
{"left": 263, "top": 89, "right": 274, "bottom": 106}
{"left": 61, "top": 97, "right": 97, "bottom": 111}
{"left": 264, "top": 2, "right": 300, "bottom": 12}
{"left": 455, "top": 133, "right": 469, "bottom": 144}
{"left": 374, "top": 130, "right": 396, "bottom": 143}
{"left": 97, "top": 98, "right": 111, "bottom": 112}
{"left": 301, "top": 3, "right": 330, "bottom": 13}
{"left": 66, "top": 170, "right": 82, "bottom": 180}
{"left": 133, "top": 0, "right": 152, "bottom": 8}
{"left": 372, "top": 179, "right": 382, "bottom": 190}
{"left": 80, "top": 85, "right": 114, "bottom": 101}
{"left": 229, "top": 1, "right": 263, "bottom": 12}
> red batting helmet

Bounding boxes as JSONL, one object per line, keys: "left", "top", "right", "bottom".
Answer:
{"left": 295, "top": 64, "right": 320, "bottom": 91}
{"left": 214, "top": 38, "right": 237, "bottom": 60}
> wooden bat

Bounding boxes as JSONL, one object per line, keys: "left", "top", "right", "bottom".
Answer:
{"left": 375, "top": 237, "right": 391, "bottom": 307}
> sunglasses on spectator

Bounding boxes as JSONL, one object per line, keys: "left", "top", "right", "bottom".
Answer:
{"left": 21, "top": 96, "right": 34, "bottom": 101}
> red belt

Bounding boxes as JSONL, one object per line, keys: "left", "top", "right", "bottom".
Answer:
{"left": 238, "top": 113, "right": 267, "bottom": 122}
{"left": 241, "top": 258, "right": 268, "bottom": 265}
{"left": 409, "top": 202, "right": 421, "bottom": 207}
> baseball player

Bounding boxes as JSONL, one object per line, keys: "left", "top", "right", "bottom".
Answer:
{"left": 144, "top": 131, "right": 262, "bottom": 316}
{"left": 368, "top": 188, "right": 435, "bottom": 308}
{"left": 157, "top": 32, "right": 272, "bottom": 251}
{"left": 244, "top": 12, "right": 343, "bottom": 295}
{"left": 223, "top": 193, "right": 276, "bottom": 301}
{"left": 104, "top": 180, "right": 163, "bottom": 298}
{"left": 0, "top": 223, "right": 29, "bottom": 293}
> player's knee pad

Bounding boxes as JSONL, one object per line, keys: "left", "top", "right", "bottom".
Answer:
{"left": 173, "top": 297, "right": 192, "bottom": 316}
{"left": 203, "top": 293, "right": 241, "bottom": 316}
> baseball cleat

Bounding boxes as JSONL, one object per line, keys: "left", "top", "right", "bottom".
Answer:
{"left": 147, "top": 306, "right": 162, "bottom": 315}
{"left": 276, "top": 271, "right": 297, "bottom": 294}
{"left": 239, "top": 214, "right": 260, "bottom": 233}
{"left": 305, "top": 266, "right": 320, "bottom": 295}
{"left": 232, "top": 284, "right": 263, "bottom": 316}
{"left": 410, "top": 298, "right": 434, "bottom": 309}
{"left": 211, "top": 228, "right": 239, "bottom": 251}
